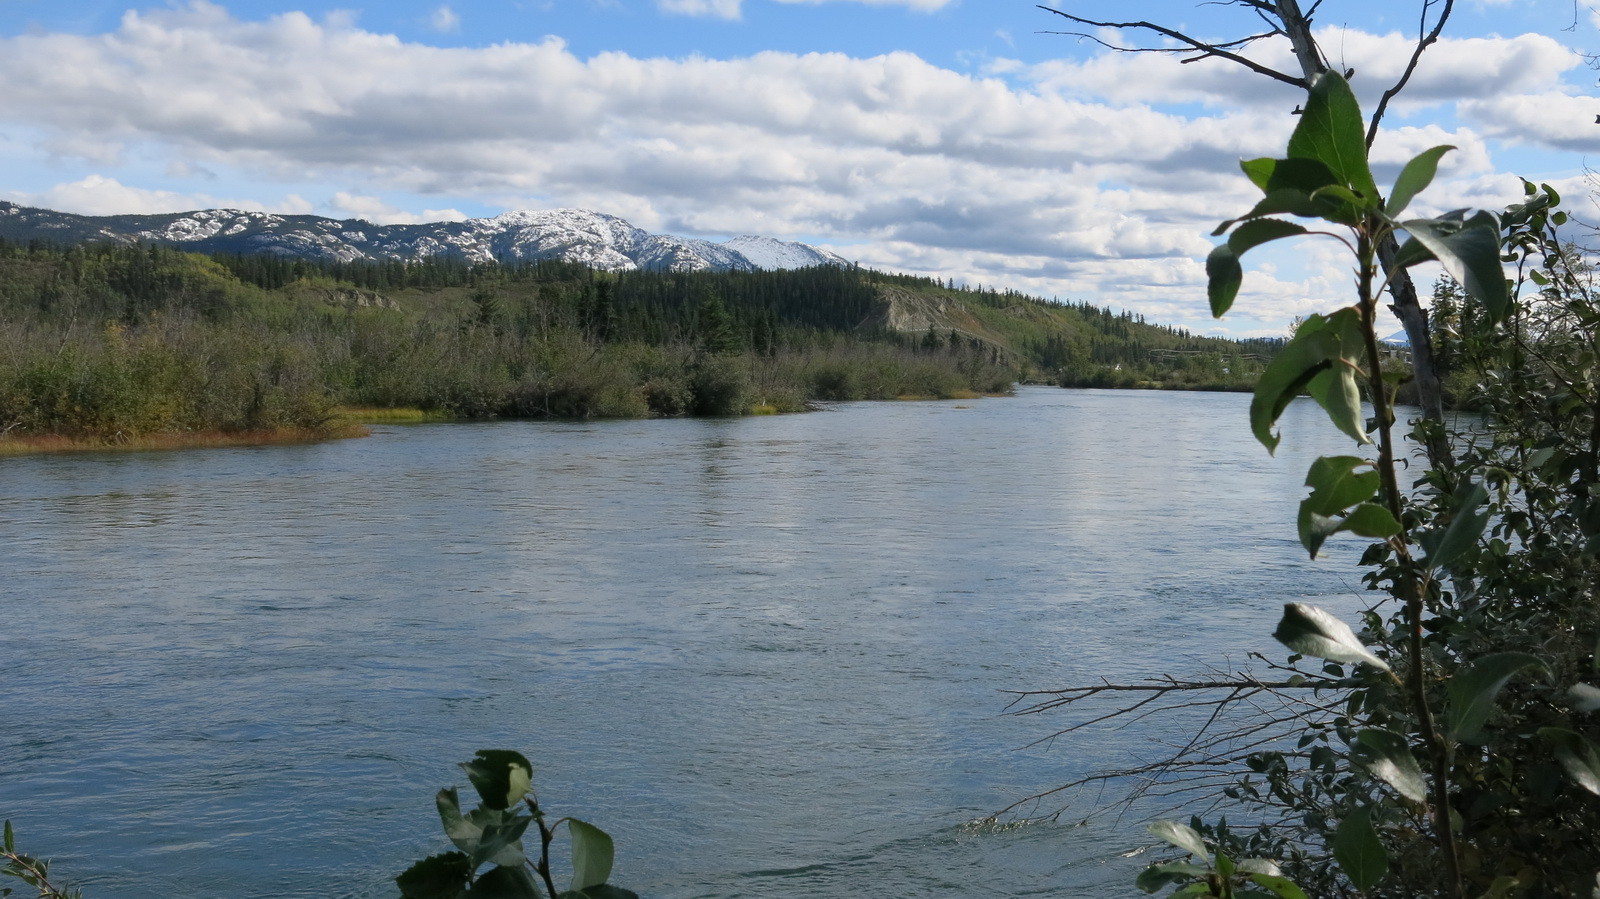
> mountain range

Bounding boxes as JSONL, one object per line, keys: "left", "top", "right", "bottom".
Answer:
{"left": 0, "top": 200, "right": 851, "bottom": 273}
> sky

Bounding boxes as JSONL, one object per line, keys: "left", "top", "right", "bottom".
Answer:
{"left": 2, "top": 0, "right": 1598, "bottom": 337}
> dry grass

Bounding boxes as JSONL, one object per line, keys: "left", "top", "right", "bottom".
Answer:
{"left": 891, "top": 389, "right": 986, "bottom": 402}
{"left": 332, "top": 406, "right": 453, "bottom": 424}
{"left": 0, "top": 425, "right": 370, "bottom": 457}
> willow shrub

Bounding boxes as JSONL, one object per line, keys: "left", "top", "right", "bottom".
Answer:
{"left": 0, "top": 319, "right": 335, "bottom": 440}
{"left": 1128, "top": 72, "right": 1600, "bottom": 899}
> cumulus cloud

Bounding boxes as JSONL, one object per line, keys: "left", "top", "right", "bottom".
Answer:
{"left": 0, "top": 2, "right": 1581, "bottom": 335}
{"left": 22, "top": 174, "right": 312, "bottom": 217}
{"left": 328, "top": 191, "right": 467, "bottom": 224}
{"left": 1025, "top": 27, "right": 1578, "bottom": 112}
{"left": 1460, "top": 92, "right": 1600, "bottom": 153}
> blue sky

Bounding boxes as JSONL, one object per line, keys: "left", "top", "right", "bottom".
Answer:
{"left": 2, "top": 0, "right": 1596, "bottom": 336}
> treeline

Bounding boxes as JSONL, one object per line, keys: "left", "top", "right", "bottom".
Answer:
{"left": 0, "top": 238, "right": 1280, "bottom": 445}
{"left": 206, "top": 249, "right": 1277, "bottom": 389}
{"left": 0, "top": 241, "right": 1016, "bottom": 444}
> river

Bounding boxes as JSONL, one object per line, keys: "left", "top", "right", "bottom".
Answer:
{"left": 1, "top": 387, "right": 1376, "bottom": 897}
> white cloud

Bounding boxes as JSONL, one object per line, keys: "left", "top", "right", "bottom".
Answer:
{"left": 26, "top": 175, "right": 205, "bottom": 216}
{"left": 0, "top": 3, "right": 1578, "bottom": 336}
{"left": 1025, "top": 27, "right": 1579, "bottom": 113}
{"left": 21, "top": 174, "right": 312, "bottom": 217}
{"left": 428, "top": 5, "right": 461, "bottom": 34}
{"left": 1459, "top": 91, "right": 1600, "bottom": 153}
{"left": 328, "top": 191, "right": 467, "bottom": 224}
{"left": 658, "top": 0, "right": 742, "bottom": 18}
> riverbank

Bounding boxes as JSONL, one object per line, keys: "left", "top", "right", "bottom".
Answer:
{"left": 0, "top": 423, "right": 372, "bottom": 456}
{"left": 0, "top": 390, "right": 1006, "bottom": 456}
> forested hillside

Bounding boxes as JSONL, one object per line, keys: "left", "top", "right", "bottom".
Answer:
{"left": 0, "top": 239, "right": 1276, "bottom": 448}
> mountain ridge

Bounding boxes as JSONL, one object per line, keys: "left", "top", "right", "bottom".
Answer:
{"left": 0, "top": 200, "right": 850, "bottom": 273}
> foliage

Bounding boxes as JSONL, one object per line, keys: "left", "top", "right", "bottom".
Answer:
{"left": 0, "top": 238, "right": 1278, "bottom": 448}
{"left": 1011, "top": 69, "right": 1599, "bottom": 899}
{"left": 1175, "top": 72, "right": 1599, "bottom": 898}
{"left": 1, "top": 821, "right": 80, "bottom": 899}
{"left": 396, "top": 750, "right": 639, "bottom": 899}
{"left": 1136, "top": 819, "right": 1308, "bottom": 899}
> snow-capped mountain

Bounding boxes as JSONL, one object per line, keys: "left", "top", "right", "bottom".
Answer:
{"left": 0, "top": 201, "right": 850, "bottom": 273}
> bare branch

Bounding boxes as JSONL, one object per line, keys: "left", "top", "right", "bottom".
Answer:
{"left": 1365, "top": 0, "right": 1455, "bottom": 146}
{"left": 1036, "top": 5, "right": 1307, "bottom": 88}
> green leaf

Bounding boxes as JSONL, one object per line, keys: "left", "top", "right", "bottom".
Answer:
{"left": 1400, "top": 212, "right": 1509, "bottom": 322}
{"left": 468, "top": 864, "right": 543, "bottom": 899}
{"left": 1539, "top": 727, "right": 1600, "bottom": 795}
{"left": 1247, "top": 873, "right": 1310, "bottom": 899}
{"left": 1235, "top": 858, "right": 1282, "bottom": 876}
{"left": 437, "top": 789, "right": 479, "bottom": 855}
{"left": 567, "top": 819, "right": 616, "bottom": 892}
{"left": 1501, "top": 188, "right": 1554, "bottom": 229}
{"left": 1447, "top": 652, "right": 1546, "bottom": 744}
{"left": 1241, "top": 157, "right": 1277, "bottom": 191}
{"left": 3, "top": 821, "right": 12, "bottom": 854}
{"left": 1332, "top": 806, "right": 1388, "bottom": 892}
{"left": 1289, "top": 72, "right": 1379, "bottom": 201}
{"left": 1341, "top": 503, "right": 1402, "bottom": 538}
{"left": 1307, "top": 184, "right": 1367, "bottom": 226}
{"left": 472, "top": 816, "right": 533, "bottom": 870}
{"left": 1208, "top": 219, "right": 1310, "bottom": 317}
{"left": 1241, "top": 157, "right": 1342, "bottom": 194}
{"left": 1136, "top": 861, "right": 1209, "bottom": 893}
{"left": 1390, "top": 235, "right": 1436, "bottom": 269}
{"left": 1207, "top": 244, "right": 1243, "bottom": 319}
{"left": 1216, "top": 850, "right": 1235, "bottom": 880}
{"left": 1304, "top": 307, "right": 1369, "bottom": 445}
{"left": 1251, "top": 308, "right": 1368, "bottom": 455}
{"left": 396, "top": 852, "right": 472, "bottom": 899}
{"left": 1250, "top": 324, "right": 1336, "bottom": 453}
{"left": 460, "top": 750, "right": 534, "bottom": 811}
{"left": 1148, "top": 820, "right": 1209, "bottom": 861}
{"left": 1418, "top": 482, "right": 1490, "bottom": 574}
{"left": 1214, "top": 189, "right": 1330, "bottom": 235}
{"left": 1301, "top": 457, "right": 1381, "bottom": 527}
{"left": 1353, "top": 728, "right": 1428, "bottom": 803}
{"left": 1231, "top": 219, "right": 1312, "bottom": 255}
{"left": 1385, "top": 145, "right": 1455, "bottom": 217}
{"left": 1569, "top": 683, "right": 1600, "bottom": 713}
{"left": 437, "top": 790, "right": 529, "bottom": 868}
{"left": 1297, "top": 456, "right": 1394, "bottom": 558}
{"left": 1273, "top": 603, "right": 1390, "bottom": 672}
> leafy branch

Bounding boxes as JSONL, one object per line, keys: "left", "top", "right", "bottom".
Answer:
{"left": 396, "top": 751, "right": 638, "bottom": 899}
{"left": 1, "top": 822, "right": 80, "bottom": 899}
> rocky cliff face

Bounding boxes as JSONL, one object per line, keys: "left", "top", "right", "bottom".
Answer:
{"left": 0, "top": 201, "right": 849, "bottom": 273}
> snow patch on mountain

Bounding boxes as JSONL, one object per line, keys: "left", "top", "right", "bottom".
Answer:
{"left": 721, "top": 235, "right": 849, "bottom": 270}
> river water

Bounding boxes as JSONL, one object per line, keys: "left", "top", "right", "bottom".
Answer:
{"left": 1, "top": 387, "right": 1376, "bottom": 897}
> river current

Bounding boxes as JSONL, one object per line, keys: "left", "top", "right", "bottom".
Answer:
{"left": 2, "top": 387, "right": 1375, "bottom": 897}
